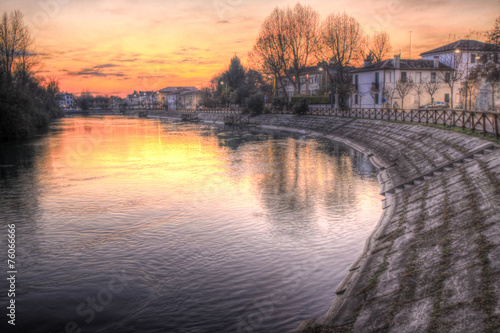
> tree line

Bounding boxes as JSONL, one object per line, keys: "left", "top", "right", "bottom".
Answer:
{"left": 0, "top": 10, "right": 63, "bottom": 141}
{"left": 210, "top": 4, "right": 499, "bottom": 112}
{"left": 206, "top": 4, "right": 392, "bottom": 113}
{"left": 248, "top": 3, "right": 392, "bottom": 102}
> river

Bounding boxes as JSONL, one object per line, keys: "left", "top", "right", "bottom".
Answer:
{"left": 0, "top": 116, "right": 382, "bottom": 332}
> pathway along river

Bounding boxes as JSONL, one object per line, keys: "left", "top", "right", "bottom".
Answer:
{"left": 0, "top": 116, "right": 382, "bottom": 333}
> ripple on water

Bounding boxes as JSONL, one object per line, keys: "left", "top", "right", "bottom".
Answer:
{"left": 1, "top": 117, "right": 382, "bottom": 333}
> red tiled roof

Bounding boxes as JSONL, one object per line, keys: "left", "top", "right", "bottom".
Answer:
{"left": 420, "top": 39, "right": 500, "bottom": 56}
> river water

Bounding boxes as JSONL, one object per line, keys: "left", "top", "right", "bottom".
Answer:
{"left": 0, "top": 116, "right": 382, "bottom": 333}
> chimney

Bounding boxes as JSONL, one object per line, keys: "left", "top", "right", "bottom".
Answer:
{"left": 364, "top": 59, "right": 372, "bottom": 67}
{"left": 394, "top": 55, "right": 400, "bottom": 69}
{"left": 433, "top": 56, "right": 439, "bottom": 68}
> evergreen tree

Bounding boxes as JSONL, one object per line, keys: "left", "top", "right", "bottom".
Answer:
{"left": 222, "top": 55, "right": 246, "bottom": 91}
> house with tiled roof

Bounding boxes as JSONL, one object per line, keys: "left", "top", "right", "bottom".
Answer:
{"left": 177, "top": 89, "right": 203, "bottom": 110}
{"left": 158, "top": 86, "right": 197, "bottom": 110}
{"left": 56, "top": 92, "right": 75, "bottom": 109}
{"left": 420, "top": 39, "right": 500, "bottom": 60}
{"left": 279, "top": 66, "right": 326, "bottom": 98}
{"left": 126, "top": 91, "right": 140, "bottom": 106}
{"left": 351, "top": 55, "right": 453, "bottom": 109}
{"left": 277, "top": 65, "right": 359, "bottom": 107}
{"left": 420, "top": 39, "right": 500, "bottom": 110}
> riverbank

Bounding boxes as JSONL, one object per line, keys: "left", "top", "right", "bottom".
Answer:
{"left": 0, "top": 88, "right": 63, "bottom": 141}
{"left": 148, "top": 111, "right": 500, "bottom": 332}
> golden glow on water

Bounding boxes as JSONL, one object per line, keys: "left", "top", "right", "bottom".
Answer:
{"left": 50, "top": 118, "right": 234, "bottom": 196}
{"left": 0, "top": 116, "right": 383, "bottom": 332}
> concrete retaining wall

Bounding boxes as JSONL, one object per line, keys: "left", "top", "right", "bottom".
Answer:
{"left": 151, "top": 112, "right": 500, "bottom": 332}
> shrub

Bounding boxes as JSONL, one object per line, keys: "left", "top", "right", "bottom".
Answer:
{"left": 292, "top": 98, "right": 309, "bottom": 115}
{"left": 272, "top": 97, "right": 287, "bottom": 110}
{"left": 290, "top": 95, "right": 329, "bottom": 105}
{"left": 0, "top": 84, "right": 62, "bottom": 141}
{"left": 245, "top": 92, "right": 265, "bottom": 115}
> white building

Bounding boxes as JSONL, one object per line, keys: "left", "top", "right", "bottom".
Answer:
{"left": 126, "top": 91, "right": 140, "bottom": 106}
{"left": 420, "top": 39, "right": 500, "bottom": 110}
{"left": 177, "top": 89, "right": 203, "bottom": 109}
{"left": 158, "top": 87, "right": 198, "bottom": 110}
{"left": 138, "top": 91, "right": 157, "bottom": 108}
{"left": 56, "top": 93, "right": 75, "bottom": 108}
{"left": 280, "top": 66, "right": 325, "bottom": 98}
{"left": 351, "top": 55, "right": 453, "bottom": 109}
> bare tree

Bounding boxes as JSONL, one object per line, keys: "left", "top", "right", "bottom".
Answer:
{"left": 369, "top": 85, "right": 378, "bottom": 108}
{"left": 316, "top": 12, "right": 364, "bottom": 105}
{"left": 436, "top": 53, "right": 463, "bottom": 109}
{"left": 382, "top": 85, "right": 395, "bottom": 109}
{"left": 283, "top": 3, "right": 320, "bottom": 95}
{"left": 485, "top": 16, "right": 500, "bottom": 46}
{"left": 250, "top": 4, "right": 319, "bottom": 99}
{"left": 425, "top": 78, "right": 442, "bottom": 105}
{"left": 464, "top": 68, "right": 481, "bottom": 110}
{"left": 476, "top": 60, "right": 500, "bottom": 111}
{"left": 481, "top": 16, "right": 500, "bottom": 111}
{"left": 249, "top": 7, "right": 289, "bottom": 99}
{"left": 413, "top": 79, "right": 426, "bottom": 108}
{"left": 395, "top": 77, "right": 414, "bottom": 109}
{"left": 368, "top": 31, "right": 392, "bottom": 62}
{"left": 355, "top": 89, "right": 369, "bottom": 108}
{"left": 0, "top": 10, "right": 33, "bottom": 84}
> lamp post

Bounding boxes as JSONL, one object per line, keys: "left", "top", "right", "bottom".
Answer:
{"left": 453, "top": 48, "right": 461, "bottom": 109}
{"left": 455, "top": 48, "right": 467, "bottom": 110}
{"left": 220, "top": 81, "right": 225, "bottom": 107}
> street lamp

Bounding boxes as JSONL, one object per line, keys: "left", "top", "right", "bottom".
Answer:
{"left": 220, "top": 81, "right": 225, "bottom": 107}
{"left": 452, "top": 49, "right": 461, "bottom": 109}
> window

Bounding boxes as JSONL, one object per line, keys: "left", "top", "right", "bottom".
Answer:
{"left": 401, "top": 72, "right": 407, "bottom": 82}
{"left": 374, "top": 72, "right": 380, "bottom": 89}
{"left": 431, "top": 72, "right": 436, "bottom": 83}
{"left": 445, "top": 93, "right": 450, "bottom": 103}
{"left": 374, "top": 93, "right": 379, "bottom": 104}
{"left": 354, "top": 75, "right": 359, "bottom": 90}
{"left": 471, "top": 54, "right": 476, "bottom": 64}
{"left": 416, "top": 72, "right": 422, "bottom": 83}
{"left": 355, "top": 94, "right": 358, "bottom": 104}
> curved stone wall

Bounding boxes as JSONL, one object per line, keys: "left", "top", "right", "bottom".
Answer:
{"left": 152, "top": 112, "right": 500, "bottom": 332}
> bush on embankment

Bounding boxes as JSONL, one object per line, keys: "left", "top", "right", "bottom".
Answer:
{"left": 290, "top": 95, "right": 330, "bottom": 105}
{"left": 0, "top": 10, "right": 63, "bottom": 141}
{"left": 0, "top": 80, "right": 63, "bottom": 141}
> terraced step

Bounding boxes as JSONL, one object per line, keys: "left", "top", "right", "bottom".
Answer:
{"left": 381, "top": 143, "right": 497, "bottom": 196}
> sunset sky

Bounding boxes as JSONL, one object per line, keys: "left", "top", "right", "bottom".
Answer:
{"left": 3, "top": 0, "right": 499, "bottom": 97}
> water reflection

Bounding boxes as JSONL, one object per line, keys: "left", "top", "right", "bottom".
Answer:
{"left": 0, "top": 116, "right": 382, "bottom": 333}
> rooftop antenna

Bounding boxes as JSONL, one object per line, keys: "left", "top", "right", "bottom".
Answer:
{"left": 409, "top": 31, "right": 413, "bottom": 59}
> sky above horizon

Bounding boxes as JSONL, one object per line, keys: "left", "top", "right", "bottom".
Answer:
{"left": 2, "top": 0, "right": 499, "bottom": 97}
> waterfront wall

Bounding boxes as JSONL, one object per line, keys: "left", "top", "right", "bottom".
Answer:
{"left": 151, "top": 112, "right": 500, "bottom": 332}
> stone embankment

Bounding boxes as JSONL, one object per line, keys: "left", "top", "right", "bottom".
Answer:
{"left": 152, "top": 112, "right": 500, "bottom": 333}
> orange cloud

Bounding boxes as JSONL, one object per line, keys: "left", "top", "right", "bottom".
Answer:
{"left": 3, "top": 0, "right": 498, "bottom": 96}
